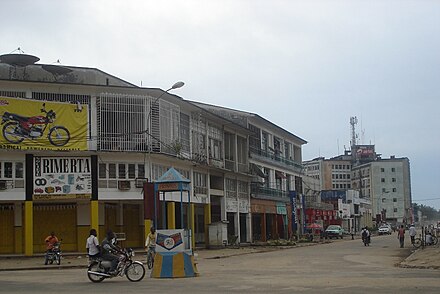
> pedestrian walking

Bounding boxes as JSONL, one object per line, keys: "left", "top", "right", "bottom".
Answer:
{"left": 409, "top": 224, "right": 416, "bottom": 245}
{"left": 397, "top": 225, "right": 405, "bottom": 248}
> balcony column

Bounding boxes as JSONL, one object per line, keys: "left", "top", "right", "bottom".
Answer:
{"left": 262, "top": 213, "right": 267, "bottom": 242}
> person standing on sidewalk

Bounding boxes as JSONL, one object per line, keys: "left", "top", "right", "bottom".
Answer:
{"left": 409, "top": 224, "right": 417, "bottom": 245}
{"left": 397, "top": 225, "right": 405, "bottom": 248}
{"left": 86, "top": 229, "right": 100, "bottom": 260}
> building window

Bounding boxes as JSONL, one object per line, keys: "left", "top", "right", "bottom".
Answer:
{"left": 108, "top": 164, "right": 116, "bottom": 179}
{"left": 99, "top": 164, "right": 107, "bottom": 178}
{"left": 138, "top": 164, "right": 145, "bottom": 179}
{"left": 392, "top": 188, "right": 397, "bottom": 192}
{"left": 393, "top": 198, "right": 397, "bottom": 202}
{"left": 118, "top": 164, "right": 126, "bottom": 179}
{"left": 381, "top": 168, "right": 385, "bottom": 172}
{"left": 391, "top": 168, "right": 395, "bottom": 172}
{"left": 128, "top": 164, "right": 136, "bottom": 179}
{"left": 394, "top": 208, "right": 398, "bottom": 213}
{"left": 381, "top": 178, "right": 385, "bottom": 183}
{"left": 15, "top": 162, "right": 24, "bottom": 178}
{"left": 3, "top": 162, "right": 12, "bottom": 178}
{"left": 382, "top": 188, "right": 387, "bottom": 192}
{"left": 392, "top": 178, "right": 396, "bottom": 182}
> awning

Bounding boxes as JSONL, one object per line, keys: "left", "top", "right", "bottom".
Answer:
{"left": 251, "top": 163, "right": 266, "bottom": 178}
{"left": 275, "top": 171, "right": 286, "bottom": 179}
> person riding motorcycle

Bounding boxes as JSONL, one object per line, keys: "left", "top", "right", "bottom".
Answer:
{"left": 361, "top": 227, "right": 370, "bottom": 245}
{"left": 44, "top": 231, "right": 59, "bottom": 265}
{"left": 101, "top": 230, "right": 121, "bottom": 275}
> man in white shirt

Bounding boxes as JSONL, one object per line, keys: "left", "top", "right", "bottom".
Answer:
{"left": 409, "top": 224, "right": 417, "bottom": 245}
{"left": 86, "top": 228, "right": 100, "bottom": 259}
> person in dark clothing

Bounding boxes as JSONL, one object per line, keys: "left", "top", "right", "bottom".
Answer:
{"left": 101, "top": 230, "right": 120, "bottom": 275}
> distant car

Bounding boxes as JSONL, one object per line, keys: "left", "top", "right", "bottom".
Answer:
{"left": 325, "top": 225, "right": 344, "bottom": 239}
{"left": 378, "top": 224, "right": 392, "bottom": 235}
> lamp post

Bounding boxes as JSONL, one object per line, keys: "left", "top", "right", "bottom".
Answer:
{"left": 148, "top": 81, "right": 184, "bottom": 230}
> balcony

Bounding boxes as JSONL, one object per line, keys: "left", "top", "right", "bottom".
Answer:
{"left": 249, "top": 146, "right": 303, "bottom": 172}
{"left": 250, "top": 183, "right": 289, "bottom": 202}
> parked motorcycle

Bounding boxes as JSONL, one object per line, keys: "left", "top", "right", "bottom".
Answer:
{"left": 87, "top": 248, "right": 145, "bottom": 283}
{"left": 45, "top": 242, "right": 62, "bottom": 265}
{"left": 1, "top": 103, "right": 70, "bottom": 146}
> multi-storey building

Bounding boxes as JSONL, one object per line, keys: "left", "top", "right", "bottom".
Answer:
{"left": 352, "top": 156, "right": 412, "bottom": 225}
{"left": 304, "top": 151, "right": 352, "bottom": 191}
{"left": 189, "top": 103, "right": 307, "bottom": 241}
{"left": 0, "top": 53, "right": 252, "bottom": 254}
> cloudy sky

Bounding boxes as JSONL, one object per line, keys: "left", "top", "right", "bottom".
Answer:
{"left": 2, "top": 0, "right": 439, "bottom": 209}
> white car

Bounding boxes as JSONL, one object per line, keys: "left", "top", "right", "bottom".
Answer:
{"left": 378, "top": 225, "right": 392, "bottom": 235}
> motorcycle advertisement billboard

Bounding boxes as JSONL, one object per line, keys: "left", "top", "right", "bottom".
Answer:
{"left": 0, "top": 97, "right": 88, "bottom": 151}
{"left": 33, "top": 156, "right": 92, "bottom": 200}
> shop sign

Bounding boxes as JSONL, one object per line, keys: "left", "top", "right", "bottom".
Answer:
{"left": 239, "top": 199, "right": 249, "bottom": 213}
{"left": 33, "top": 156, "right": 91, "bottom": 200}
{"left": 0, "top": 97, "right": 88, "bottom": 151}
{"left": 226, "top": 199, "right": 238, "bottom": 212}
{"left": 157, "top": 182, "right": 179, "bottom": 191}
{"left": 276, "top": 203, "right": 287, "bottom": 215}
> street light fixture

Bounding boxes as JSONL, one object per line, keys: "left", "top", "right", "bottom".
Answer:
{"left": 147, "top": 81, "right": 184, "bottom": 229}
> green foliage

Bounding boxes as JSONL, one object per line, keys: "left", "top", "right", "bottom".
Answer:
{"left": 413, "top": 203, "right": 440, "bottom": 221}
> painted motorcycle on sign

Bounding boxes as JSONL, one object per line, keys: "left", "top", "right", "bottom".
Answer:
{"left": 1, "top": 103, "right": 70, "bottom": 146}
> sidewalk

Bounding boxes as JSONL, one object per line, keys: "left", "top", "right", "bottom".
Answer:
{"left": 1, "top": 243, "right": 439, "bottom": 272}
{"left": 0, "top": 244, "right": 315, "bottom": 272}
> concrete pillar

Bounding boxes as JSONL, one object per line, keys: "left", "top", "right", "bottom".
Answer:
{"left": 90, "top": 200, "right": 99, "bottom": 239}
{"left": 24, "top": 201, "right": 33, "bottom": 256}
{"left": 204, "top": 203, "right": 211, "bottom": 247}
{"left": 190, "top": 203, "right": 195, "bottom": 249}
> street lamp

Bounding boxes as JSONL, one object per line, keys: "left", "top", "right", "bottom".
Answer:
{"left": 148, "top": 81, "right": 185, "bottom": 229}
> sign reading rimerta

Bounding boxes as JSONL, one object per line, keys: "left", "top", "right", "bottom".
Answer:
{"left": 33, "top": 156, "right": 92, "bottom": 200}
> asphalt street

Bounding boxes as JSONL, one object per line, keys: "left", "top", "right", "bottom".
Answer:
{"left": 0, "top": 234, "right": 438, "bottom": 293}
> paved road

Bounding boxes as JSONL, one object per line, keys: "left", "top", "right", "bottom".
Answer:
{"left": 0, "top": 234, "right": 438, "bottom": 293}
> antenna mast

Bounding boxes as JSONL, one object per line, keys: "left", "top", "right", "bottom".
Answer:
{"left": 350, "top": 116, "right": 358, "bottom": 148}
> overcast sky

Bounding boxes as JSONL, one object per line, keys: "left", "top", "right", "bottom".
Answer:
{"left": 2, "top": 0, "right": 439, "bottom": 209}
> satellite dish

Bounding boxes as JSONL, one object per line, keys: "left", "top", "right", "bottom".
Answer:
{"left": 0, "top": 54, "right": 40, "bottom": 66}
{"left": 42, "top": 64, "right": 73, "bottom": 75}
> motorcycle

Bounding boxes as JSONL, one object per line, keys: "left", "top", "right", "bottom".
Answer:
{"left": 1, "top": 103, "right": 70, "bottom": 146}
{"left": 45, "top": 242, "right": 62, "bottom": 265}
{"left": 362, "top": 235, "right": 371, "bottom": 246}
{"left": 87, "top": 248, "right": 145, "bottom": 283}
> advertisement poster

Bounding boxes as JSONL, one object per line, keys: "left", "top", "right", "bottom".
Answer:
{"left": 33, "top": 156, "right": 92, "bottom": 200}
{"left": 0, "top": 97, "right": 88, "bottom": 151}
{"left": 155, "top": 229, "right": 185, "bottom": 253}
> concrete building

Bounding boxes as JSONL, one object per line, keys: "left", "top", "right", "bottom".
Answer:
{"left": 0, "top": 53, "right": 254, "bottom": 254}
{"left": 188, "top": 103, "right": 307, "bottom": 241}
{"left": 352, "top": 156, "right": 412, "bottom": 225}
{"left": 303, "top": 151, "right": 352, "bottom": 191}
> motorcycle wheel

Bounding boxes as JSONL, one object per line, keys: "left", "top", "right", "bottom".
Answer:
{"left": 125, "top": 262, "right": 145, "bottom": 282}
{"left": 88, "top": 263, "right": 106, "bottom": 283}
{"left": 2, "top": 122, "right": 25, "bottom": 144}
{"left": 48, "top": 126, "right": 70, "bottom": 146}
{"left": 56, "top": 255, "right": 61, "bottom": 265}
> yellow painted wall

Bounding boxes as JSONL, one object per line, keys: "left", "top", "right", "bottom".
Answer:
{"left": 33, "top": 204, "right": 77, "bottom": 252}
{"left": 14, "top": 226, "right": 23, "bottom": 254}
{"left": 77, "top": 225, "right": 89, "bottom": 252}
{"left": 123, "top": 204, "right": 142, "bottom": 248}
{"left": 0, "top": 206, "right": 14, "bottom": 253}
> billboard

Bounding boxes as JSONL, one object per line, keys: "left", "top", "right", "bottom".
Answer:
{"left": 352, "top": 145, "right": 375, "bottom": 162}
{"left": 0, "top": 97, "right": 88, "bottom": 151}
{"left": 33, "top": 156, "right": 92, "bottom": 200}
